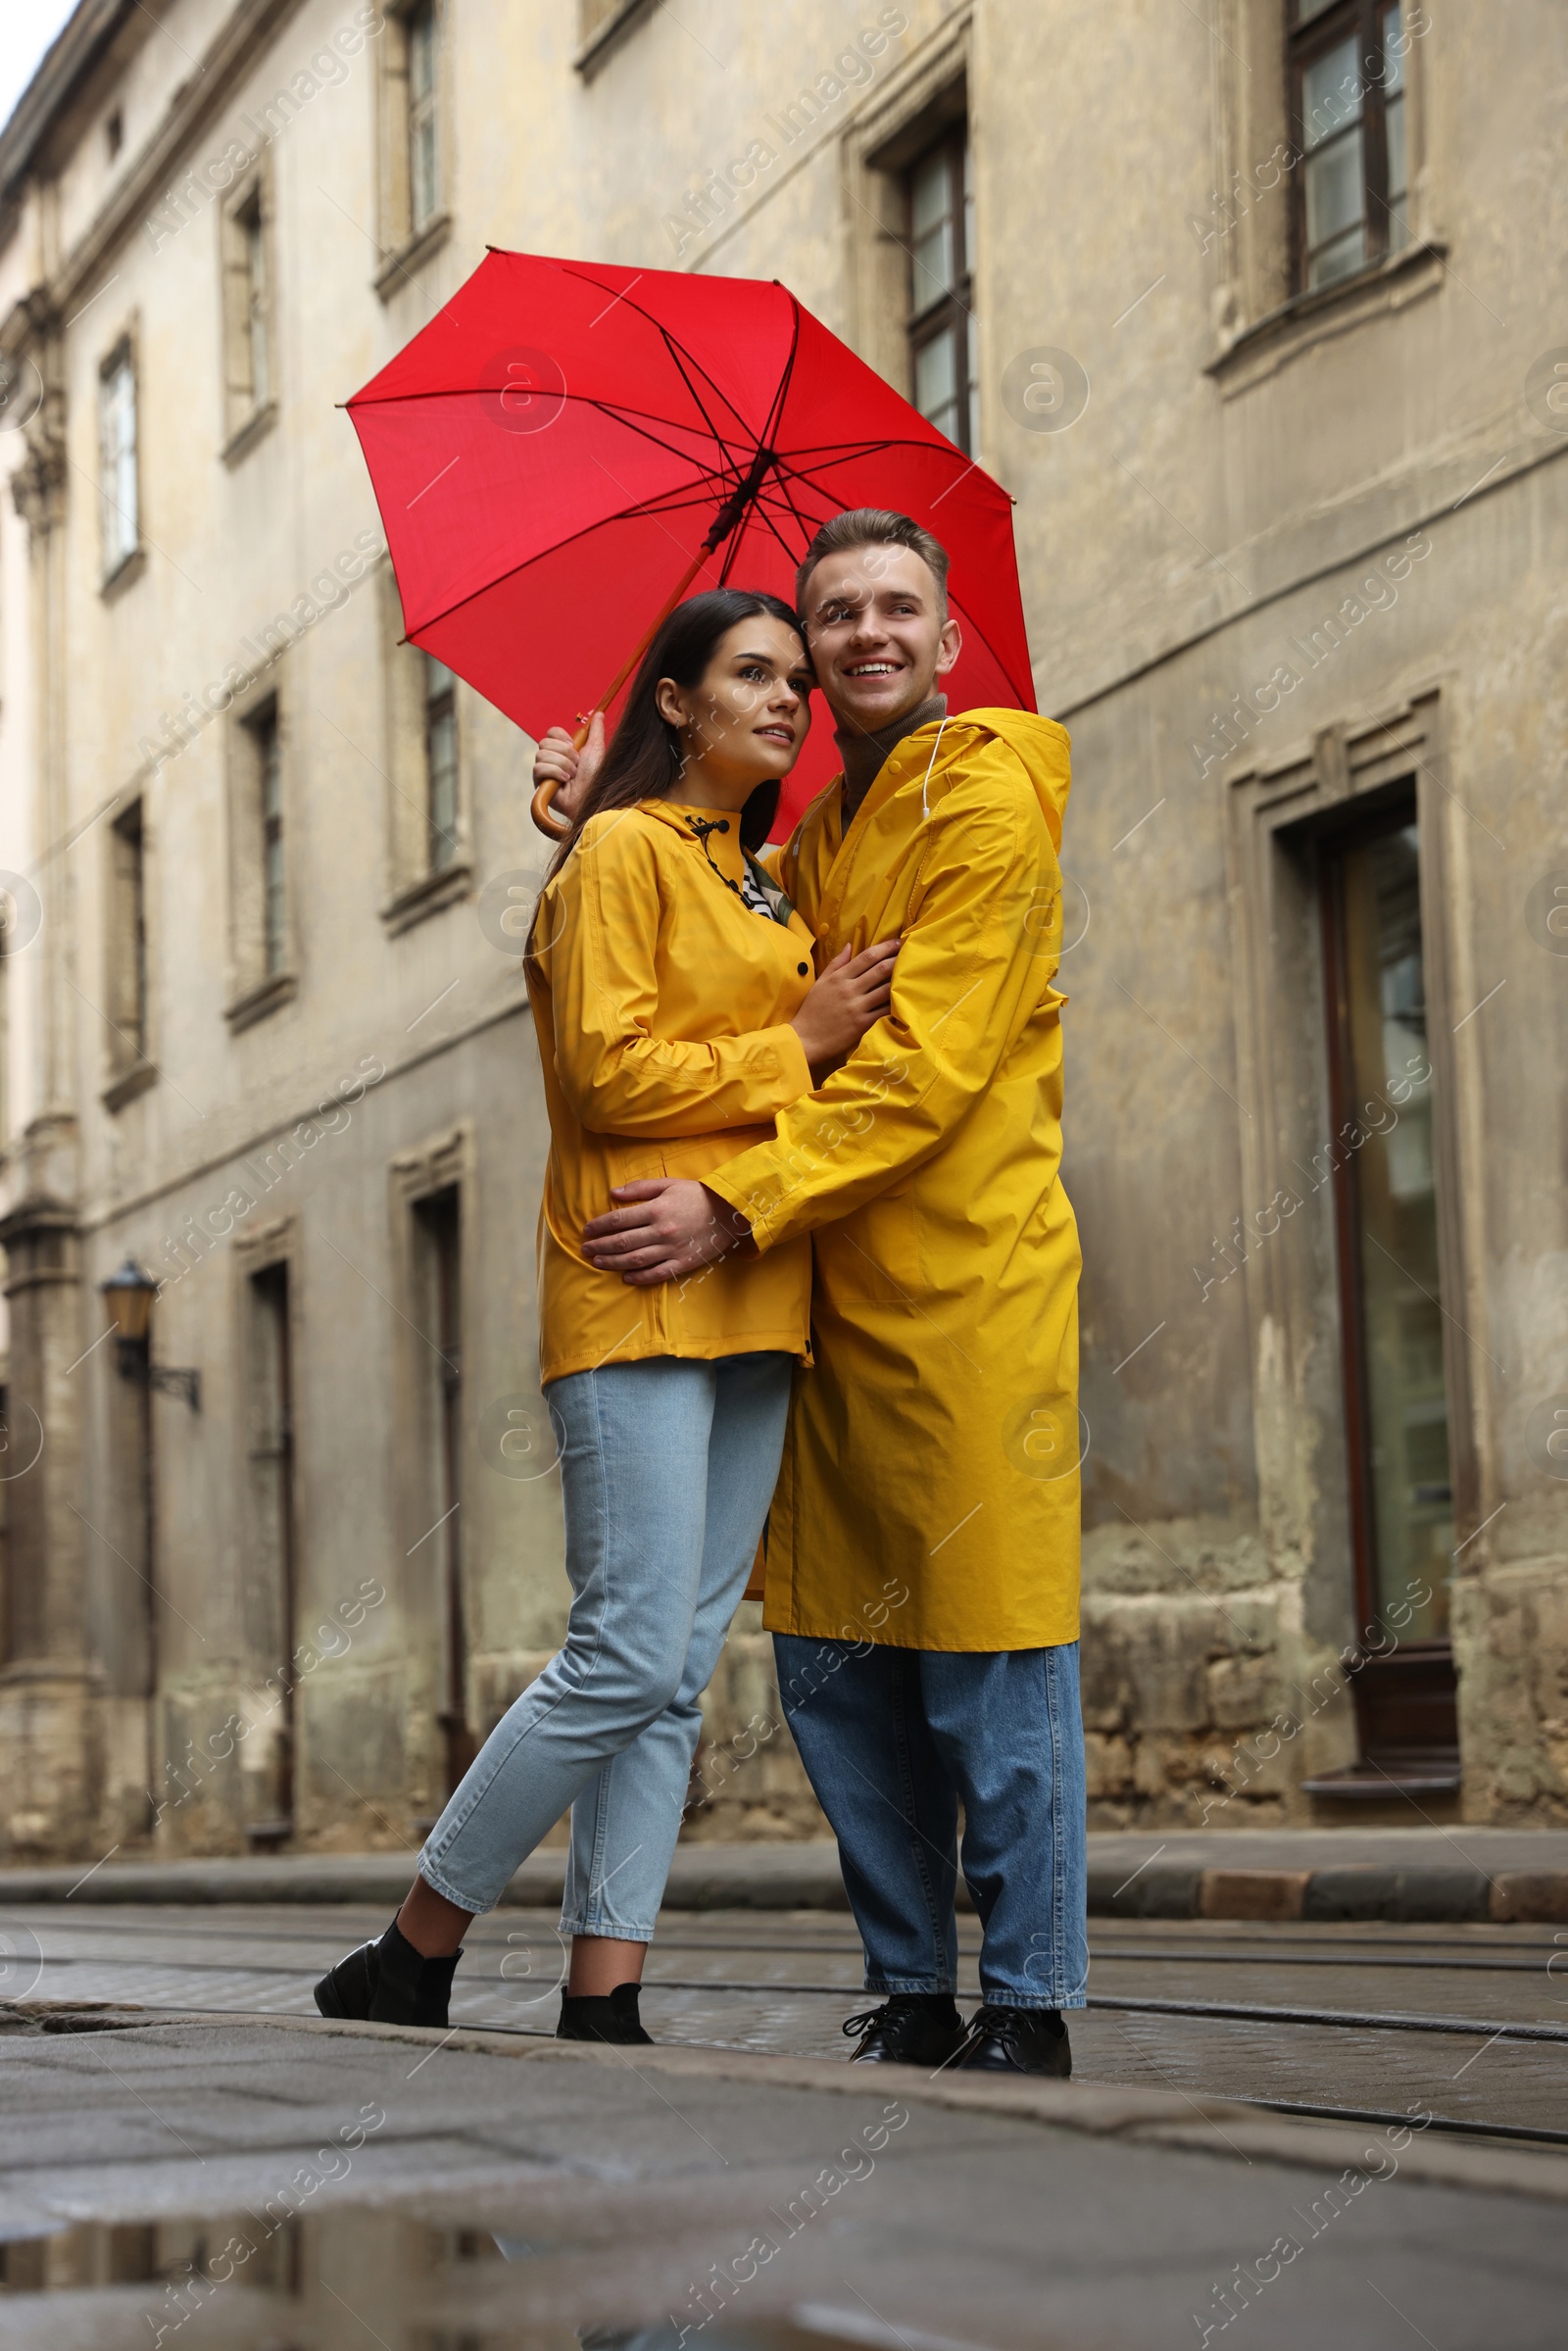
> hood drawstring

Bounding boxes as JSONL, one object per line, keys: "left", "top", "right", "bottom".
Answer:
{"left": 918, "top": 717, "right": 948, "bottom": 820}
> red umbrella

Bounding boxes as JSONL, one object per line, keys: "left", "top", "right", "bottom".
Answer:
{"left": 346, "top": 249, "right": 1035, "bottom": 840}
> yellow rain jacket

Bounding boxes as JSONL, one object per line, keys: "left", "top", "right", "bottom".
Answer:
{"left": 707, "top": 710, "right": 1081, "bottom": 1653}
{"left": 527, "top": 801, "right": 817, "bottom": 1385}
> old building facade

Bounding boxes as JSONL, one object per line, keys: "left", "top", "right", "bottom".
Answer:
{"left": 0, "top": 0, "right": 1562, "bottom": 1862}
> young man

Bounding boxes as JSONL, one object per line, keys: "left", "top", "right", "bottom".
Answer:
{"left": 580, "top": 510, "right": 1086, "bottom": 2075}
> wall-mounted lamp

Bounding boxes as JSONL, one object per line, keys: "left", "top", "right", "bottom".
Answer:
{"left": 100, "top": 1258, "right": 201, "bottom": 1410}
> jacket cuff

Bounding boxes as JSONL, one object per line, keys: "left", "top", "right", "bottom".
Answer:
{"left": 762, "top": 1021, "right": 814, "bottom": 1106}
{"left": 706, "top": 1160, "right": 777, "bottom": 1256}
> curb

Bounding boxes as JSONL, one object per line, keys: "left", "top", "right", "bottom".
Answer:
{"left": 0, "top": 1846, "right": 852, "bottom": 1913}
{"left": 1089, "top": 1862, "right": 1568, "bottom": 1925}
{"left": 4, "top": 1849, "right": 1566, "bottom": 1926}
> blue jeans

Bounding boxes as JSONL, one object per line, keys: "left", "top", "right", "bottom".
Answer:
{"left": 419, "top": 1353, "right": 792, "bottom": 1938}
{"left": 774, "top": 1636, "right": 1089, "bottom": 2009}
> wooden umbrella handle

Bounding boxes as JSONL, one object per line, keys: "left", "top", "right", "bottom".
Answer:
{"left": 529, "top": 730, "right": 584, "bottom": 842}
{"left": 528, "top": 543, "right": 712, "bottom": 841}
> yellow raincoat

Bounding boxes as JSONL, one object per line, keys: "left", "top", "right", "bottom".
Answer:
{"left": 527, "top": 801, "right": 817, "bottom": 1385}
{"left": 707, "top": 710, "right": 1081, "bottom": 1652}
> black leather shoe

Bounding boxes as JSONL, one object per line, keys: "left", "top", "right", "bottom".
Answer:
{"left": 842, "top": 1994, "right": 968, "bottom": 2067}
{"left": 956, "top": 2004, "right": 1071, "bottom": 2077}
{"left": 314, "top": 1921, "right": 462, "bottom": 2029}
{"left": 557, "top": 1984, "right": 653, "bottom": 2044}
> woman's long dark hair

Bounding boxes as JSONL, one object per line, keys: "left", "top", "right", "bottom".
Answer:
{"left": 545, "top": 588, "right": 808, "bottom": 879}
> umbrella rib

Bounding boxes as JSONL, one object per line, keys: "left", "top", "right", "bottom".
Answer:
{"left": 568, "top": 398, "right": 747, "bottom": 482}
{"left": 741, "top": 477, "right": 818, "bottom": 569}
{"left": 653, "top": 329, "right": 752, "bottom": 464}
{"left": 715, "top": 299, "right": 802, "bottom": 582}
{"left": 757, "top": 290, "right": 802, "bottom": 454}
{"left": 761, "top": 452, "right": 823, "bottom": 549}
{"left": 398, "top": 505, "right": 716, "bottom": 645}
{"left": 552, "top": 260, "right": 762, "bottom": 447}
{"left": 350, "top": 384, "right": 751, "bottom": 482}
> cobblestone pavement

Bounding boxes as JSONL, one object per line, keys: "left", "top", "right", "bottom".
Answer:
{"left": 4, "top": 1903, "right": 1565, "bottom": 2140}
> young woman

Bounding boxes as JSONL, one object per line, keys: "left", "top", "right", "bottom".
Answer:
{"left": 316, "top": 589, "right": 897, "bottom": 2043}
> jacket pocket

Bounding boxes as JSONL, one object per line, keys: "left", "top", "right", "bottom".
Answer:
{"left": 842, "top": 1184, "right": 922, "bottom": 1297}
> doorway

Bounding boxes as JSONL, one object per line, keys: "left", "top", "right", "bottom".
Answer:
{"left": 1311, "top": 792, "right": 1460, "bottom": 1791}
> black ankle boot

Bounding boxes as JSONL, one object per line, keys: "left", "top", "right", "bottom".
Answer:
{"left": 314, "top": 1920, "right": 462, "bottom": 2029}
{"left": 556, "top": 1984, "right": 653, "bottom": 2045}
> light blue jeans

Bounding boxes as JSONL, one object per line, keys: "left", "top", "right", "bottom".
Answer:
{"left": 419, "top": 1352, "right": 792, "bottom": 1939}
{"left": 774, "top": 1635, "right": 1089, "bottom": 2008}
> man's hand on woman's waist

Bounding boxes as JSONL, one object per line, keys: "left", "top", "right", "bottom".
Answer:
{"left": 583, "top": 1181, "right": 756, "bottom": 1284}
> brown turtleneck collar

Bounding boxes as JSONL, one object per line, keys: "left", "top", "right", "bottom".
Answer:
{"left": 835, "top": 693, "right": 949, "bottom": 823}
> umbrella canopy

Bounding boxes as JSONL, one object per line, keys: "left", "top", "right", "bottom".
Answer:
{"left": 347, "top": 249, "right": 1035, "bottom": 837}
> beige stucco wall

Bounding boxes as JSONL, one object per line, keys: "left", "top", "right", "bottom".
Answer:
{"left": 0, "top": 0, "right": 1563, "bottom": 1858}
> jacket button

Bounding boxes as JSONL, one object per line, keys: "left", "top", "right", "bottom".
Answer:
{"left": 797, "top": 961, "right": 808, "bottom": 976}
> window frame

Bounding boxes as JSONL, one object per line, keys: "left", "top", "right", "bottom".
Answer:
{"left": 423, "top": 653, "right": 459, "bottom": 875}
{"left": 259, "top": 705, "right": 287, "bottom": 978}
{"left": 378, "top": 569, "right": 472, "bottom": 930}
{"left": 1220, "top": 692, "right": 1478, "bottom": 1795}
{"left": 225, "top": 689, "right": 299, "bottom": 1030}
{"left": 406, "top": 0, "right": 440, "bottom": 237}
{"left": 97, "top": 336, "right": 141, "bottom": 586}
{"left": 1287, "top": 0, "right": 1409, "bottom": 295}
{"left": 220, "top": 170, "right": 276, "bottom": 460}
{"left": 104, "top": 794, "right": 156, "bottom": 1106}
{"left": 905, "top": 123, "right": 975, "bottom": 458}
{"left": 373, "top": 0, "right": 452, "bottom": 296}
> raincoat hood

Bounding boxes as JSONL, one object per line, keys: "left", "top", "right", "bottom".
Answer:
{"left": 958, "top": 708, "right": 1072, "bottom": 854}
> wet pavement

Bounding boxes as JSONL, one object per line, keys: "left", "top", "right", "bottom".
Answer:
{"left": 1, "top": 2004, "right": 1566, "bottom": 2350}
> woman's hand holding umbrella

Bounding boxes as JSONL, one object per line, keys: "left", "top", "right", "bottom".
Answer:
{"left": 531, "top": 710, "right": 606, "bottom": 830}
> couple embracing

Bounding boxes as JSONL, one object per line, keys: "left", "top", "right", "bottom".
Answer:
{"left": 317, "top": 507, "right": 1088, "bottom": 2075}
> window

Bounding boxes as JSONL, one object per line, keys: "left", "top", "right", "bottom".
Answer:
{"left": 220, "top": 178, "right": 274, "bottom": 450}
{"left": 379, "top": 579, "right": 469, "bottom": 924}
{"left": 108, "top": 799, "right": 148, "bottom": 1077}
{"left": 1289, "top": 0, "right": 1411, "bottom": 291}
{"left": 906, "top": 126, "right": 975, "bottom": 455}
{"left": 374, "top": 0, "right": 448, "bottom": 284}
{"left": 226, "top": 697, "right": 295, "bottom": 1025}
{"left": 1320, "top": 795, "right": 1458, "bottom": 1774}
{"left": 259, "top": 708, "right": 286, "bottom": 975}
{"left": 424, "top": 655, "right": 458, "bottom": 873}
{"left": 98, "top": 342, "right": 138, "bottom": 577}
{"left": 407, "top": 0, "right": 440, "bottom": 234}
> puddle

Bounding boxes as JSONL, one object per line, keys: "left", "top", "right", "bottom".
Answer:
{"left": 0, "top": 2209, "right": 936, "bottom": 2351}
